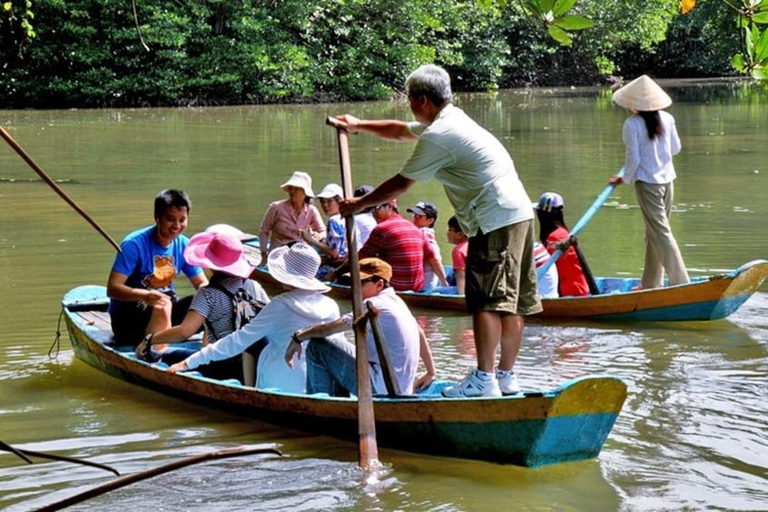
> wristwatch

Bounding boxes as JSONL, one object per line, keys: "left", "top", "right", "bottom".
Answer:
{"left": 291, "top": 331, "right": 303, "bottom": 344}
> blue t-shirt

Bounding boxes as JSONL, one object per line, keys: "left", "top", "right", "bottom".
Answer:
{"left": 109, "top": 226, "right": 203, "bottom": 313}
{"left": 325, "top": 214, "right": 348, "bottom": 259}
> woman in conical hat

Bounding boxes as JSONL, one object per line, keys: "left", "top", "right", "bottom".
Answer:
{"left": 609, "top": 75, "right": 689, "bottom": 290}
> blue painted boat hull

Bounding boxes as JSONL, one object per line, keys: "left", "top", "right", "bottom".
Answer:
{"left": 63, "top": 285, "right": 627, "bottom": 467}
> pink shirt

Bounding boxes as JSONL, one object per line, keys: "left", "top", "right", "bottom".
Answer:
{"left": 259, "top": 199, "right": 325, "bottom": 252}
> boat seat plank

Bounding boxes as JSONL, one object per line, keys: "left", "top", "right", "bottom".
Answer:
{"left": 75, "top": 311, "right": 112, "bottom": 331}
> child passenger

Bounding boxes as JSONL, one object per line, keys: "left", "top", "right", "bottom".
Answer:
{"left": 407, "top": 201, "right": 448, "bottom": 290}
{"left": 432, "top": 216, "right": 468, "bottom": 295}
{"left": 534, "top": 192, "right": 590, "bottom": 297}
{"left": 302, "top": 183, "right": 349, "bottom": 280}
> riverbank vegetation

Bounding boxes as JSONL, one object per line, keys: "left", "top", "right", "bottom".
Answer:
{"left": 0, "top": 0, "right": 762, "bottom": 108}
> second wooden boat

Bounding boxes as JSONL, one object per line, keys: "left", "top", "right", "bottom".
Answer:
{"left": 243, "top": 239, "right": 767, "bottom": 321}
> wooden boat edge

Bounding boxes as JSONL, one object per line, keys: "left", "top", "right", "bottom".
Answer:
{"left": 61, "top": 285, "right": 627, "bottom": 467}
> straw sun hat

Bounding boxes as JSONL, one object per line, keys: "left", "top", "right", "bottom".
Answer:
{"left": 613, "top": 75, "right": 672, "bottom": 112}
{"left": 281, "top": 171, "right": 315, "bottom": 197}
{"left": 267, "top": 242, "right": 330, "bottom": 292}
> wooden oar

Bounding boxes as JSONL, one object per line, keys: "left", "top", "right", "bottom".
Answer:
{"left": 0, "top": 440, "right": 120, "bottom": 476}
{"left": 0, "top": 125, "right": 122, "bottom": 253}
{"left": 36, "top": 446, "right": 282, "bottom": 512}
{"left": 365, "top": 302, "right": 401, "bottom": 397}
{"left": 537, "top": 168, "right": 624, "bottom": 279}
{"left": 326, "top": 116, "right": 379, "bottom": 469}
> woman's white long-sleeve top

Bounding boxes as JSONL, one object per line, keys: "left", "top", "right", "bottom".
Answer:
{"left": 184, "top": 289, "right": 343, "bottom": 393}
{"left": 622, "top": 110, "right": 681, "bottom": 185}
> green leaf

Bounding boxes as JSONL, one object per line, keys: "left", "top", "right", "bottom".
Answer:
{"left": 553, "top": 15, "right": 594, "bottom": 30}
{"left": 547, "top": 24, "right": 572, "bottom": 46}
{"left": 732, "top": 53, "right": 745, "bottom": 72}
{"left": 738, "top": 16, "right": 750, "bottom": 29}
{"left": 752, "top": 67, "right": 768, "bottom": 79}
{"left": 477, "top": 0, "right": 492, "bottom": 9}
{"left": 540, "top": 0, "right": 557, "bottom": 12}
{"left": 553, "top": 0, "right": 577, "bottom": 17}
{"left": 756, "top": 27, "right": 768, "bottom": 61}
{"left": 3, "top": 2, "right": 11, "bottom": 11}
{"left": 753, "top": 12, "right": 768, "bottom": 24}
{"left": 745, "top": 26, "right": 755, "bottom": 55}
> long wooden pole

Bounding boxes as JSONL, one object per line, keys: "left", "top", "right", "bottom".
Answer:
{"left": 326, "top": 116, "right": 379, "bottom": 468}
{"left": 0, "top": 125, "right": 122, "bottom": 253}
{"left": 36, "top": 447, "right": 282, "bottom": 512}
{"left": 0, "top": 440, "right": 120, "bottom": 475}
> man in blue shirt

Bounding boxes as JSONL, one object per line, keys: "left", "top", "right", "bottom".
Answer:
{"left": 107, "top": 189, "right": 207, "bottom": 344}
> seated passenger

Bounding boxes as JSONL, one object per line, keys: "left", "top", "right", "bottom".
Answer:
{"left": 432, "top": 215, "right": 468, "bottom": 295}
{"left": 136, "top": 227, "right": 270, "bottom": 384}
{"left": 407, "top": 201, "right": 447, "bottom": 290}
{"left": 107, "top": 189, "right": 208, "bottom": 345}
{"left": 258, "top": 171, "right": 326, "bottom": 267}
{"left": 533, "top": 241, "right": 559, "bottom": 299}
{"left": 353, "top": 184, "right": 377, "bottom": 246}
{"left": 301, "top": 183, "right": 350, "bottom": 280}
{"left": 534, "top": 192, "right": 590, "bottom": 297}
{"left": 340, "top": 198, "right": 439, "bottom": 292}
{"left": 168, "top": 242, "right": 340, "bottom": 393}
{"left": 284, "top": 258, "right": 436, "bottom": 396}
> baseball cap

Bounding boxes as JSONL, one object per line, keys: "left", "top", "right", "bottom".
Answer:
{"left": 534, "top": 192, "right": 565, "bottom": 212}
{"left": 407, "top": 201, "right": 438, "bottom": 220}
{"left": 343, "top": 257, "right": 393, "bottom": 283}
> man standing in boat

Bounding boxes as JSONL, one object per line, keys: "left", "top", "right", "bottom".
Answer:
{"left": 335, "top": 64, "right": 541, "bottom": 398}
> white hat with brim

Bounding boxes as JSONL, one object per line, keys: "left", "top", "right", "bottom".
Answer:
{"left": 316, "top": 183, "right": 343, "bottom": 199}
{"left": 281, "top": 171, "right": 315, "bottom": 197}
{"left": 613, "top": 75, "right": 672, "bottom": 112}
{"left": 267, "top": 242, "right": 330, "bottom": 292}
{"left": 184, "top": 232, "right": 254, "bottom": 279}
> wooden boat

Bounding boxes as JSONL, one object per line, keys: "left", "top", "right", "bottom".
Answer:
{"left": 63, "top": 285, "right": 627, "bottom": 468}
{"left": 244, "top": 240, "right": 768, "bottom": 321}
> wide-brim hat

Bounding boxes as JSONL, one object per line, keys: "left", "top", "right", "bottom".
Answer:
{"left": 184, "top": 231, "right": 253, "bottom": 279}
{"left": 205, "top": 223, "right": 244, "bottom": 238}
{"left": 317, "top": 183, "right": 344, "bottom": 199}
{"left": 267, "top": 242, "right": 330, "bottom": 292}
{"left": 613, "top": 75, "right": 672, "bottom": 112}
{"left": 281, "top": 171, "right": 315, "bottom": 197}
{"left": 533, "top": 192, "right": 564, "bottom": 212}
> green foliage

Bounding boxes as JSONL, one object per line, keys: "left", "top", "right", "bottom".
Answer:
{"left": 0, "top": 0, "right": 763, "bottom": 108}
{"left": 503, "top": 0, "right": 594, "bottom": 46}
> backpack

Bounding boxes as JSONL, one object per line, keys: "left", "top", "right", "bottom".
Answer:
{"left": 204, "top": 278, "right": 267, "bottom": 341}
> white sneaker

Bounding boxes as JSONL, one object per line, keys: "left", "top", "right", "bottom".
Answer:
{"left": 496, "top": 369, "right": 521, "bottom": 395}
{"left": 442, "top": 370, "right": 501, "bottom": 398}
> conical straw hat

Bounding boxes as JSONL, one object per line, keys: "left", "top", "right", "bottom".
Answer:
{"left": 613, "top": 75, "right": 672, "bottom": 112}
